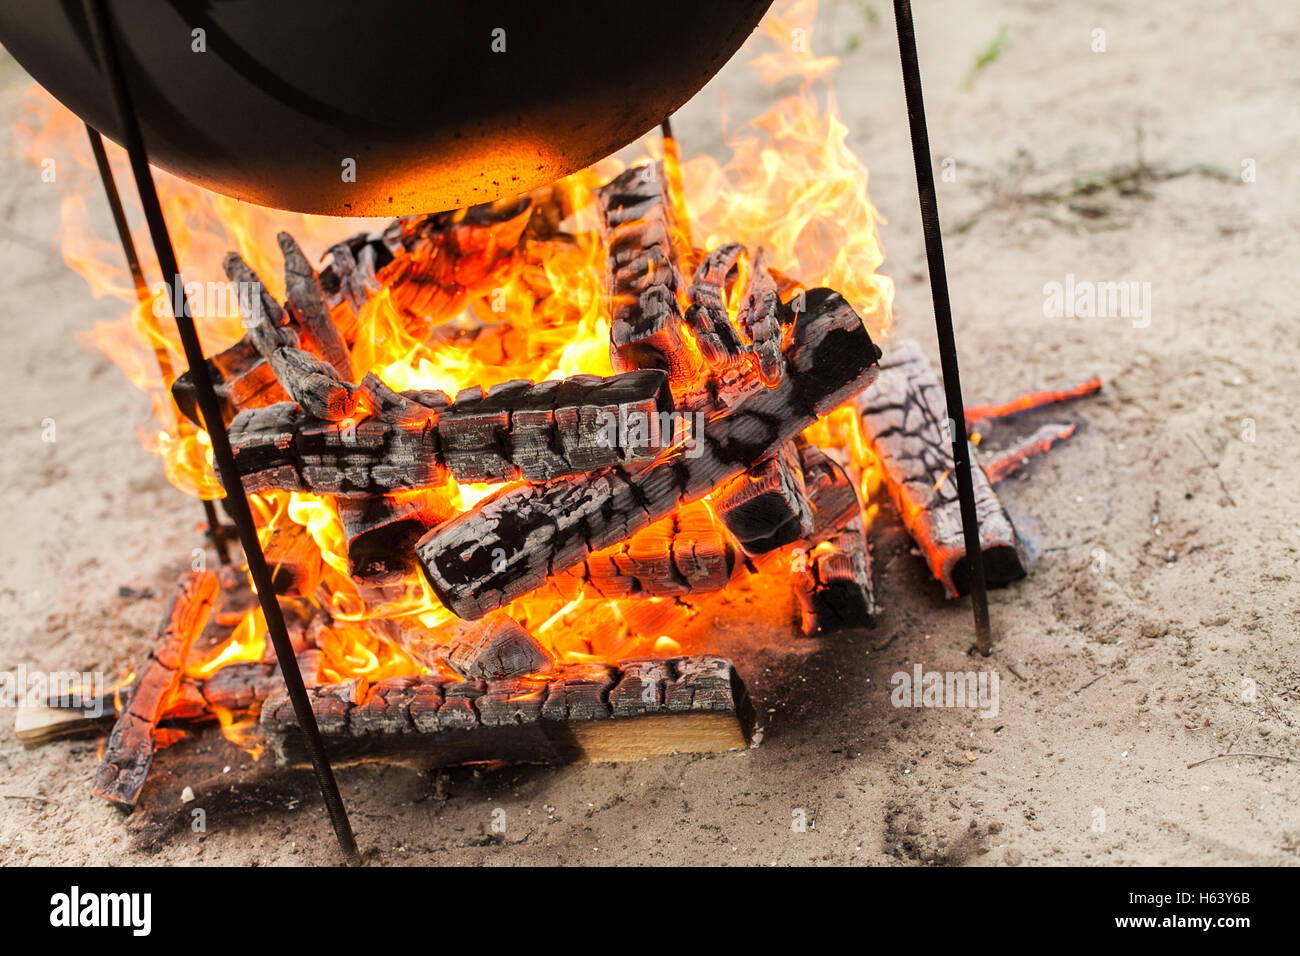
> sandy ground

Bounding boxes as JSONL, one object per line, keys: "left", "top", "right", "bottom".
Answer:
{"left": 0, "top": 0, "right": 1296, "bottom": 866}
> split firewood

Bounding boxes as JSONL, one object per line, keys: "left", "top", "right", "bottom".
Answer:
{"left": 737, "top": 250, "right": 785, "bottom": 386}
{"left": 792, "top": 517, "right": 878, "bottom": 635}
{"left": 684, "top": 243, "right": 747, "bottom": 368}
{"left": 595, "top": 163, "right": 700, "bottom": 388}
{"left": 337, "top": 490, "right": 457, "bottom": 590}
{"left": 227, "top": 367, "right": 673, "bottom": 495}
{"left": 260, "top": 655, "right": 753, "bottom": 768}
{"left": 984, "top": 423, "right": 1078, "bottom": 484}
{"left": 262, "top": 518, "right": 324, "bottom": 598}
{"left": 278, "top": 232, "right": 354, "bottom": 383}
{"left": 853, "top": 339, "right": 1026, "bottom": 597}
{"left": 92, "top": 570, "right": 220, "bottom": 808}
{"left": 435, "top": 614, "right": 555, "bottom": 681}
{"left": 712, "top": 442, "right": 812, "bottom": 556}
{"left": 417, "top": 287, "right": 882, "bottom": 620}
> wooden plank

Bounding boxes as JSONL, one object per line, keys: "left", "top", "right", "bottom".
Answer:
{"left": 259, "top": 655, "right": 754, "bottom": 768}
{"left": 713, "top": 442, "right": 812, "bottom": 556}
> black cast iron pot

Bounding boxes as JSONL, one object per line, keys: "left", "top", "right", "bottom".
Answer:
{"left": 0, "top": 0, "right": 771, "bottom": 214}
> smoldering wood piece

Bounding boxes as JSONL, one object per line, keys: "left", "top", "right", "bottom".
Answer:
{"left": 228, "top": 369, "right": 673, "bottom": 495}
{"left": 171, "top": 335, "right": 289, "bottom": 427}
{"left": 965, "top": 377, "right": 1101, "bottom": 425}
{"left": 549, "top": 500, "right": 738, "bottom": 600}
{"left": 278, "top": 231, "right": 354, "bottom": 383}
{"left": 982, "top": 422, "right": 1077, "bottom": 484}
{"left": 262, "top": 518, "right": 324, "bottom": 598}
{"left": 337, "top": 491, "right": 456, "bottom": 589}
{"left": 853, "top": 338, "right": 1026, "bottom": 597}
{"left": 269, "top": 347, "right": 358, "bottom": 422}
{"left": 737, "top": 250, "right": 785, "bottom": 386}
{"left": 684, "top": 243, "right": 747, "bottom": 368}
{"left": 92, "top": 570, "right": 220, "bottom": 808}
{"left": 439, "top": 368, "right": 673, "bottom": 483}
{"left": 221, "top": 252, "right": 294, "bottom": 357}
{"left": 595, "top": 163, "right": 699, "bottom": 387}
{"left": 713, "top": 442, "right": 812, "bottom": 556}
{"left": 357, "top": 373, "right": 441, "bottom": 425}
{"left": 418, "top": 287, "right": 882, "bottom": 620}
{"left": 436, "top": 615, "right": 555, "bottom": 681}
{"left": 793, "top": 517, "right": 877, "bottom": 635}
{"left": 797, "top": 444, "right": 862, "bottom": 545}
{"left": 260, "top": 655, "right": 753, "bottom": 768}
{"left": 380, "top": 198, "right": 532, "bottom": 323}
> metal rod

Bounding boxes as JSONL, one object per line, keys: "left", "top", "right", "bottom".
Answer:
{"left": 85, "top": 122, "right": 231, "bottom": 566}
{"left": 893, "top": 0, "right": 992, "bottom": 656}
{"left": 82, "top": 0, "right": 360, "bottom": 861}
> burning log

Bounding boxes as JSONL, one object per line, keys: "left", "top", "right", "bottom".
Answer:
{"left": 792, "top": 517, "right": 877, "bottom": 635}
{"left": 227, "top": 368, "right": 674, "bottom": 495}
{"left": 337, "top": 490, "right": 456, "bottom": 592}
{"left": 170, "top": 336, "right": 288, "bottom": 427}
{"left": 437, "top": 368, "right": 673, "bottom": 482}
{"left": 435, "top": 614, "right": 555, "bottom": 681}
{"left": 595, "top": 163, "right": 700, "bottom": 387}
{"left": 547, "top": 500, "right": 739, "bottom": 600}
{"left": 262, "top": 518, "right": 324, "bottom": 598}
{"left": 797, "top": 444, "right": 862, "bottom": 545}
{"left": 278, "top": 232, "right": 354, "bottom": 382}
{"left": 684, "top": 243, "right": 747, "bottom": 369}
{"left": 737, "top": 250, "right": 785, "bottom": 386}
{"left": 260, "top": 655, "right": 753, "bottom": 768}
{"left": 92, "top": 570, "right": 220, "bottom": 808}
{"left": 713, "top": 442, "right": 812, "bottom": 556}
{"left": 417, "top": 288, "right": 882, "bottom": 619}
{"left": 380, "top": 198, "right": 532, "bottom": 324}
{"left": 853, "top": 339, "right": 1026, "bottom": 598}
{"left": 983, "top": 423, "right": 1078, "bottom": 484}
{"left": 267, "top": 347, "right": 358, "bottom": 422}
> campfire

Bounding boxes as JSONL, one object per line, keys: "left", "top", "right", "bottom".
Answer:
{"left": 13, "top": 1, "right": 1099, "bottom": 816}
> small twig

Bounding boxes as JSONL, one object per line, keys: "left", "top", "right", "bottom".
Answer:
{"left": 1186, "top": 751, "right": 1300, "bottom": 770}
{"left": 1074, "top": 671, "right": 1107, "bottom": 694}
{"left": 1185, "top": 434, "right": 1237, "bottom": 507}
{"left": 1, "top": 794, "right": 57, "bottom": 806}
{"left": 1006, "top": 662, "right": 1028, "bottom": 682}
{"left": 1225, "top": 718, "right": 1255, "bottom": 754}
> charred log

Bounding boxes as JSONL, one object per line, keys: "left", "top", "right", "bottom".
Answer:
{"left": 278, "top": 232, "right": 354, "bottom": 383}
{"left": 853, "top": 339, "right": 1026, "bottom": 597}
{"left": 684, "top": 243, "right": 747, "bottom": 369}
{"left": 595, "top": 163, "right": 700, "bottom": 387}
{"left": 227, "top": 368, "right": 674, "bottom": 495}
{"left": 793, "top": 517, "right": 877, "bottom": 635}
{"left": 713, "top": 442, "right": 812, "bottom": 556}
{"left": 435, "top": 614, "right": 555, "bottom": 681}
{"left": 92, "top": 570, "right": 219, "bottom": 808}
